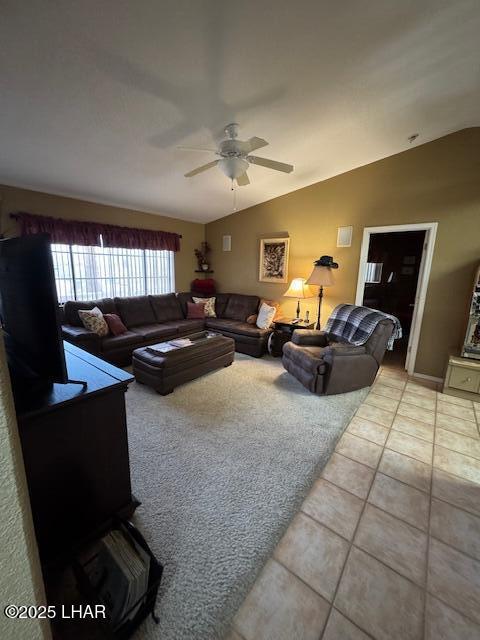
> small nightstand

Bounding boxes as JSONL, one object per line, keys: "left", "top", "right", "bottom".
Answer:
{"left": 443, "top": 353, "right": 480, "bottom": 402}
{"left": 268, "top": 317, "right": 315, "bottom": 357}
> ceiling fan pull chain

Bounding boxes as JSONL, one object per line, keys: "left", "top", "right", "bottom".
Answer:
{"left": 232, "top": 181, "right": 238, "bottom": 212}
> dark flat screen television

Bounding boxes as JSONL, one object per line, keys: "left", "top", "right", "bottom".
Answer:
{"left": 0, "top": 234, "right": 68, "bottom": 387}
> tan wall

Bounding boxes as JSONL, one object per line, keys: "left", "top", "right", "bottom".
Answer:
{"left": 0, "top": 185, "right": 204, "bottom": 292}
{"left": 206, "top": 128, "right": 480, "bottom": 379}
{"left": 0, "top": 337, "right": 51, "bottom": 640}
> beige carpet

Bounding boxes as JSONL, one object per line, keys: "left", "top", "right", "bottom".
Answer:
{"left": 126, "top": 354, "right": 369, "bottom": 640}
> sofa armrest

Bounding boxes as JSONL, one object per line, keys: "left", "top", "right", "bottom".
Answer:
{"left": 291, "top": 330, "right": 329, "bottom": 347}
{"left": 62, "top": 324, "right": 101, "bottom": 353}
{"left": 328, "top": 343, "right": 367, "bottom": 357}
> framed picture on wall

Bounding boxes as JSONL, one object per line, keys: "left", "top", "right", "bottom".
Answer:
{"left": 259, "top": 237, "right": 290, "bottom": 283}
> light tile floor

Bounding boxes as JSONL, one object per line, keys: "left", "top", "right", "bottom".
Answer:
{"left": 228, "top": 368, "right": 480, "bottom": 640}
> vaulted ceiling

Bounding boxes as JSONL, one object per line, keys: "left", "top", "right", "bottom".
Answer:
{"left": 1, "top": 0, "right": 479, "bottom": 222}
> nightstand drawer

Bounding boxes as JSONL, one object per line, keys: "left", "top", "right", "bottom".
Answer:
{"left": 449, "top": 366, "right": 480, "bottom": 393}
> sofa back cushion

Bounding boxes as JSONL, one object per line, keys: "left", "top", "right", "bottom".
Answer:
{"left": 114, "top": 295, "right": 156, "bottom": 328}
{"left": 178, "top": 292, "right": 231, "bottom": 318}
{"left": 149, "top": 293, "right": 183, "bottom": 322}
{"left": 214, "top": 293, "right": 230, "bottom": 317}
{"left": 223, "top": 294, "right": 260, "bottom": 322}
{"left": 177, "top": 292, "right": 194, "bottom": 318}
{"left": 64, "top": 298, "right": 116, "bottom": 327}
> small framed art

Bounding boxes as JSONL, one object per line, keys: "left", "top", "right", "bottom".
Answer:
{"left": 259, "top": 237, "right": 290, "bottom": 283}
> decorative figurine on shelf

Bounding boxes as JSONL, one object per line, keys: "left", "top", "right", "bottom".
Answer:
{"left": 194, "top": 242, "right": 211, "bottom": 271}
{"left": 472, "top": 320, "right": 480, "bottom": 346}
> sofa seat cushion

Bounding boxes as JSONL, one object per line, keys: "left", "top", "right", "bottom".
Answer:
{"left": 149, "top": 294, "right": 183, "bottom": 322}
{"left": 62, "top": 324, "right": 99, "bottom": 341}
{"left": 282, "top": 342, "right": 328, "bottom": 374}
{"left": 175, "top": 319, "right": 205, "bottom": 334}
{"left": 114, "top": 295, "right": 156, "bottom": 328}
{"left": 62, "top": 324, "right": 102, "bottom": 352}
{"left": 205, "top": 318, "right": 271, "bottom": 338}
{"left": 204, "top": 318, "right": 238, "bottom": 331}
{"left": 130, "top": 323, "right": 178, "bottom": 341}
{"left": 102, "top": 331, "right": 143, "bottom": 352}
{"left": 223, "top": 294, "right": 260, "bottom": 321}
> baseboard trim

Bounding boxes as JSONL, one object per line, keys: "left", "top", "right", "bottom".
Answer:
{"left": 412, "top": 372, "right": 444, "bottom": 384}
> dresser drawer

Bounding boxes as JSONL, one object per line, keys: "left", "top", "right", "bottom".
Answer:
{"left": 449, "top": 366, "right": 480, "bottom": 393}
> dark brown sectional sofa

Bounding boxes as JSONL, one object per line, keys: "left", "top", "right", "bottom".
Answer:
{"left": 61, "top": 292, "right": 272, "bottom": 365}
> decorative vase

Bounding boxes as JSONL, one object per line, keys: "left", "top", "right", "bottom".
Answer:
{"left": 201, "top": 264, "right": 209, "bottom": 271}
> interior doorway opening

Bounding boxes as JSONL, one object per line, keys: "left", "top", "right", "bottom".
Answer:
{"left": 355, "top": 223, "right": 438, "bottom": 376}
{"left": 362, "top": 231, "right": 425, "bottom": 370}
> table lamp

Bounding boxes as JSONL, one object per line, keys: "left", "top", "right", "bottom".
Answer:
{"left": 306, "top": 256, "right": 338, "bottom": 329}
{"left": 283, "top": 277, "right": 315, "bottom": 320}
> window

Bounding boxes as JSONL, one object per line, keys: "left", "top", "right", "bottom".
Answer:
{"left": 51, "top": 241, "right": 175, "bottom": 302}
{"left": 365, "top": 262, "right": 383, "bottom": 284}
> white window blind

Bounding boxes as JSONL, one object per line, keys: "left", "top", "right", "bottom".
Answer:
{"left": 51, "top": 241, "right": 175, "bottom": 302}
{"left": 365, "top": 262, "right": 383, "bottom": 284}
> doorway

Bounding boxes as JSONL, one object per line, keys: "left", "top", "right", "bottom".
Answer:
{"left": 355, "top": 223, "right": 438, "bottom": 376}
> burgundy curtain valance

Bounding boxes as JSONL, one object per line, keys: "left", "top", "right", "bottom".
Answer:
{"left": 100, "top": 224, "right": 180, "bottom": 252}
{"left": 11, "top": 212, "right": 181, "bottom": 252}
{"left": 13, "top": 212, "right": 101, "bottom": 246}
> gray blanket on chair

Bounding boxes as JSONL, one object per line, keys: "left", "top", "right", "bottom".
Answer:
{"left": 325, "top": 304, "right": 402, "bottom": 350}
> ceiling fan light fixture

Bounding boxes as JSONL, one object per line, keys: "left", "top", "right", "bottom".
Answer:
{"left": 182, "top": 124, "right": 293, "bottom": 186}
{"left": 218, "top": 157, "right": 249, "bottom": 180}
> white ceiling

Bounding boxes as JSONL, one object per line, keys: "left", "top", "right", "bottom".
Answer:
{"left": 0, "top": 0, "right": 479, "bottom": 223}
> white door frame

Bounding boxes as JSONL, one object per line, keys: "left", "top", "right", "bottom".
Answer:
{"left": 355, "top": 222, "right": 438, "bottom": 376}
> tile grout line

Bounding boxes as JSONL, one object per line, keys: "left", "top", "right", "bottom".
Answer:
{"left": 332, "top": 444, "right": 430, "bottom": 496}
{"left": 427, "top": 532, "right": 480, "bottom": 565}
{"left": 230, "top": 379, "right": 399, "bottom": 640}
{"left": 271, "top": 556, "right": 331, "bottom": 605}
{"left": 423, "top": 590, "right": 480, "bottom": 629}
{"left": 314, "top": 477, "right": 429, "bottom": 534}
{"left": 324, "top": 456, "right": 480, "bottom": 538}
{"left": 330, "top": 400, "right": 480, "bottom": 541}
{"left": 319, "top": 380, "right": 403, "bottom": 640}
{"left": 231, "top": 374, "right": 479, "bottom": 640}
{"left": 342, "top": 437, "right": 423, "bottom": 464}
{"left": 431, "top": 457, "right": 480, "bottom": 486}
{"left": 422, "top": 386, "right": 436, "bottom": 639}
{"left": 351, "top": 412, "right": 480, "bottom": 467}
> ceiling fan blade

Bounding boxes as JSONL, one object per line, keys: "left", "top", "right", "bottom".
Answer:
{"left": 244, "top": 136, "right": 268, "bottom": 153}
{"left": 247, "top": 156, "right": 294, "bottom": 173}
{"left": 184, "top": 160, "right": 219, "bottom": 177}
{"left": 236, "top": 172, "right": 250, "bottom": 186}
{"left": 177, "top": 146, "right": 218, "bottom": 153}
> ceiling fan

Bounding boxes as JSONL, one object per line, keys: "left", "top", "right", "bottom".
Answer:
{"left": 181, "top": 123, "right": 294, "bottom": 186}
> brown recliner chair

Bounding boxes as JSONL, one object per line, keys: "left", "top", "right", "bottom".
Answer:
{"left": 282, "top": 319, "right": 394, "bottom": 395}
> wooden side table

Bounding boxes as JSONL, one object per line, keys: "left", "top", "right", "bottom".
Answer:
{"left": 268, "top": 317, "right": 315, "bottom": 357}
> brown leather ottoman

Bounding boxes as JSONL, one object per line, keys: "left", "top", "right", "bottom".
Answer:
{"left": 132, "top": 331, "right": 235, "bottom": 395}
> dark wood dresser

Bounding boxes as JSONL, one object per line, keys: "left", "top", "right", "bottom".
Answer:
{"left": 15, "top": 342, "right": 137, "bottom": 563}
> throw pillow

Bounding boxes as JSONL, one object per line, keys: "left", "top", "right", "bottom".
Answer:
{"left": 261, "top": 298, "right": 282, "bottom": 321}
{"left": 78, "top": 306, "right": 109, "bottom": 337}
{"left": 256, "top": 302, "right": 276, "bottom": 329}
{"left": 186, "top": 302, "right": 206, "bottom": 319}
{"left": 246, "top": 314, "right": 257, "bottom": 324}
{"left": 104, "top": 313, "right": 128, "bottom": 336}
{"left": 192, "top": 296, "right": 216, "bottom": 317}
